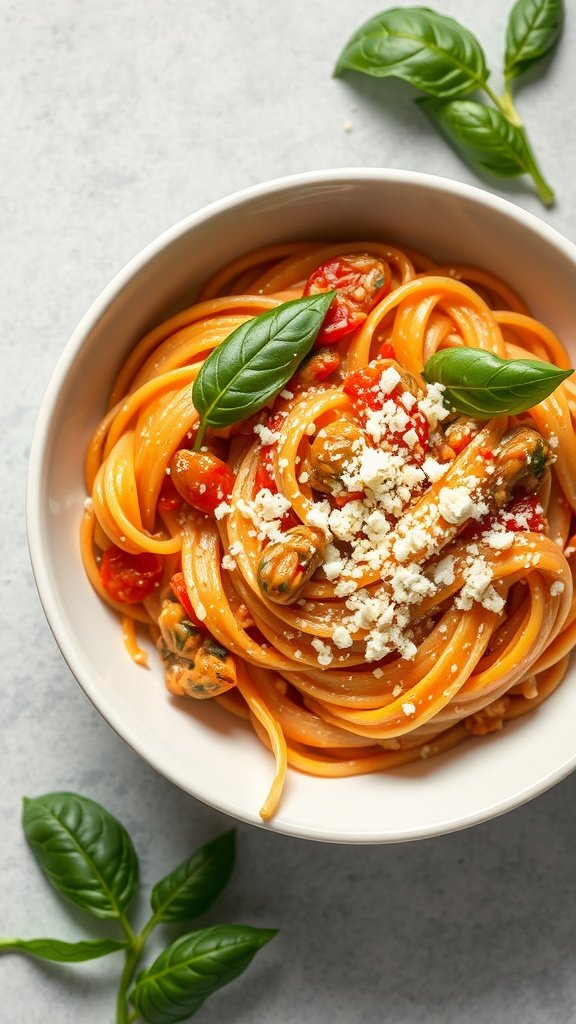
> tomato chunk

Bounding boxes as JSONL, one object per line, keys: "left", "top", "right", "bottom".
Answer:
{"left": 290, "top": 348, "right": 340, "bottom": 391}
{"left": 170, "top": 450, "right": 235, "bottom": 516}
{"left": 255, "top": 447, "right": 276, "bottom": 494}
{"left": 170, "top": 572, "right": 205, "bottom": 629}
{"left": 460, "top": 494, "right": 546, "bottom": 541}
{"left": 304, "top": 254, "right": 390, "bottom": 346}
{"left": 101, "top": 547, "right": 163, "bottom": 604}
{"left": 343, "top": 364, "right": 428, "bottom": 457}
{"left": 158, "top": 473, "right": 183, "bottom": 512}
{"left": 502, "top": 494, "right": 546, "bottom": 533}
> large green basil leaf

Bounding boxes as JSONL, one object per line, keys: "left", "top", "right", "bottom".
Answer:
{"left": 505, "top": 0, "right": 563, "bottom": 80}
{"left": 334, "top": 7, "right": 489, "bottom": 98}
{"left": 22, "top": 793, "right": 139, "bottom": 920}
{"left": 419, "top": 97, "right": 534, "bottom": 177}
{"left": 0, "top": 937, "right": 126, "bottom": 962}
{"left": 192, "top": 291, "right": 333, "bottom": 441}
{"left": 150, "top": 830, "right": 235, "bottom": 923}
{"left": 423, "top": 347, "right": 572, "bottom": 417}
{"left": 129, "top": 925, "right": 277, "bottom": 1023}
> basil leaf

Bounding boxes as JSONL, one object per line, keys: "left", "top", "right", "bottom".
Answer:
{"left": 505, "top": 0, "right": 563, "bottom": 80}
{"left": 423, "top": 348, "right": 572, "bottom": 418}
{"left": 129, "top": 925, "right": 277, "bottom": 1023}
{"left": 0, "top": 937, "right": 126, "bottom": 963}
{"left": 150, "top": 830, "right": 235, "bottom": 924}
{"left": 334, "top": 7, "right": 489, "bottom": 98}
{"left": 22, "top": 793, "right": 139, "bottom": 920}
{"left": 192, "top": 292, "right": 333, "bottom": 439}
{"left": 419, "top": 97, "right": 534, "bottom": 178}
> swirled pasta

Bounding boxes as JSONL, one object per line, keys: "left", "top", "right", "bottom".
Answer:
{"left": 81, "top": 240, "right": 576, "bottom": 819}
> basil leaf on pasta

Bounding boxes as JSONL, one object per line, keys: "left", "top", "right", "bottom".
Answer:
{"left": 192, "top": 291, "right": 334, "bottom": 446}
{"left": 423, "top": 348, "right": 572, "bottom": 418}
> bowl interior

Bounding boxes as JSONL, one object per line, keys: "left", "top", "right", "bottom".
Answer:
{"left": 28, "top": 170, "right": 576, "bottom": 843}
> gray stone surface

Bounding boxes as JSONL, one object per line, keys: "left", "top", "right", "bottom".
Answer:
{"left": 2, "top": 1, "right": 576, "bottom": 1021}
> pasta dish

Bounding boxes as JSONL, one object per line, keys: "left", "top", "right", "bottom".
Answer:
{"left": 81, "top": 240, "right": 576, "bottom": 819}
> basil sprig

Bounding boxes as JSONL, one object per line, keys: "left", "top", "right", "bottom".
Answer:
{"left": 192, "top": 291, "right": 334, "bottom": 449}
{"left": 2, "top": 793, "right": 276, "bottom": 1024}
{"left": 334, "top": 2, "right": 563, "bottom": 206}
{"left": 423, "top": 347, "right": 572, "bottom": 418}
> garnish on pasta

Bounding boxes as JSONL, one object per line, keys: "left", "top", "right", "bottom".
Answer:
{"left": 81, "top": 240, "right": 576, "bottom": 820}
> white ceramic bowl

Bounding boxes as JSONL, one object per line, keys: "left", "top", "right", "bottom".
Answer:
{"left": 27, "top": 169, "right": 576, "bottom": 843}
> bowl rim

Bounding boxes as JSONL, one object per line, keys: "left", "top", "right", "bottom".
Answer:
{"left": 26, "top": 166, "right": 576, "bottom": 843}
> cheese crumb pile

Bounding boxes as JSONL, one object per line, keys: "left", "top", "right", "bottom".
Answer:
{"left": 230, "top": 372, "right": 546, "bottom": 669}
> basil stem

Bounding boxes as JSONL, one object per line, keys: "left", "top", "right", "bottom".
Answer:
{"left": 423, "top": 347, "right": 572, "bottom": 418}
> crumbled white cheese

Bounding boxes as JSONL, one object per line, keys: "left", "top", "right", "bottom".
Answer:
{"left": 438, "top": 485, "right": 488, "bottom": 525}
{"left": 551, "top": 581, "right": 565, "bottom": 597}
{"left": 332, "top": 625, "right": 353, "bottom": 649}
{"left": 253, "top": 423, "right": 280, "bottom": 446}
{"left": 214, "top": 502, "right": 231, "bottom": 520}
{"left": 422, "top": 456, "right": 449, "bottom": 483}
{"left": 432, "top": 555, "right": 456, "bottom": 587}
{"left": 311, "top": 638, "right": 333, "bottom": 666}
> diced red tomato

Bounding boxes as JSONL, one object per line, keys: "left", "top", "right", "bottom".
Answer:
{"left": 252, "top": 412, "right": 287, "bottom": 496}
{"left": 170, "top": 571, "right": 205, "bottom": 629}
{"left": 101, "top": 547, "right": 163, "bottom": 605}
{"left": 502, "top": 494, "right": 546, "bottom": 533}
{"left": 333, "top": 490, "right": 366, "bottom": 508}
{"left": 255, "top": 447, "right": 277, "bottom": 493}
{"left": 304, "top": 254, "right": 390, "bottom": 346}
{"left": 158, "top": 473, "right": 183, "bottom": 512}
{"left": 290, "top": 348, "right": 341, "bottom": 391}
{"left": 342, "top": 364, "right": 428, "bottom": 458}
{"left": 170, "top": 450, "right": 235, "bottom": 516}
{"left": 378, "top": 342, "right": 396, "bottom": 360}
{"left": 343, "top": 363, "right": 389, "bottom": 414}
{"left": 460, "top": 494, "right": 546, "bottom": 542}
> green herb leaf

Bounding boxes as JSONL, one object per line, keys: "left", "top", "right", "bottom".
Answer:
{"left": 22, "top": 793, "right": 139, "bottom": 921}
{"left": 505, "top": 0, "right": 563, "bottom": 80}
{"left": 334, "top": 6, "right": 489, "bottom": 98}
{"left": 150, "top": 830, "right": 235, "bottom": 924}
{"left": 423, "top": 347, "right": 572, "bottom": 417}
{"left": 0, "top": 936, "right": 126, "bottom": 963}
{"left": 418, "top": 96, "right": 535, "bottom": 178}
{"left": 192, "top": 292, "right": 333, "bottom": 444}
{"left": 129, "top": 925, "right": 277, "bottom": 1023}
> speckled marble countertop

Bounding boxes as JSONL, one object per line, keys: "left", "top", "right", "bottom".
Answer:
{"left": 2, "top": 1, "right": 576, "bottom": 1021}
